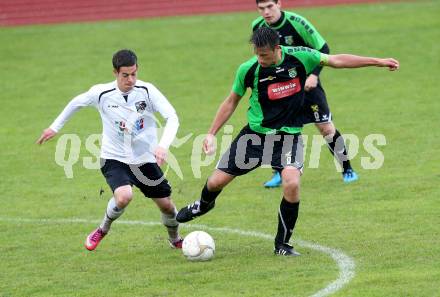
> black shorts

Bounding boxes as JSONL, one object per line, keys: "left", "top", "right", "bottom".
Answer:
{"left": 217, "top": 125, "right": 304, "bottom": 176}
{"left": 299, "top": 82, "right": 332, "bottom": 124}
{"left": 100, "top": 159, "right": 171, "bottom": 198}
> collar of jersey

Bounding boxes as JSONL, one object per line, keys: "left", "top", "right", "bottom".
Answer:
{"left": 266, "top": 11, "right": 287, "bottom": 30}
{"left": 273, "top": 47, "right": 285, "bottom": 67}
{"left": 261, "top": 48, "right": 284, "bottom": 69}
{"left": 114, "top": 81, "right": 134, "bottom": 96}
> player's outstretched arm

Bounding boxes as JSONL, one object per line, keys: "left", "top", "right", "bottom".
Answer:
{"left": 203, "top": 91, "right": 242, "bottom": 155}
{"left": 36, "top": 92, "right": 94, "bottom": 145}
{"left": 327, "top": 54, "right": 399, "bottom": 71}
{"left": 36, "top": 128, "right": 57, "bottom": 144}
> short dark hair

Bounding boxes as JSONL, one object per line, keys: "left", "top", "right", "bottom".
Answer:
{"left": 250, "top": 27, "right": 280, "bottom": 50}
{"left": 112, "top": 49, "right": 137, "bottom": 71}
{"left": 256, "top": 0, "right": 278, "bottom": 4}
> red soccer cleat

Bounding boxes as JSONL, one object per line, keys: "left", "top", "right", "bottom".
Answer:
{"left": 85, "top": 228, "right": 107, "bottom": 251}
{"left": 169, "top": 237, "right": 183, "bottom": 249}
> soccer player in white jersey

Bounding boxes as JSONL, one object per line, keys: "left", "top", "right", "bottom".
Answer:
{"left": 37, "top": 49, "right": 183, "bottom": 251}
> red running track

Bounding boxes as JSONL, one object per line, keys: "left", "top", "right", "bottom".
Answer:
{"left": 0, "top": 0, "right": 399, "bottom": 26}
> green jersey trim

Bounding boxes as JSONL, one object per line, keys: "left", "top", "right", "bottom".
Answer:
{"left": 249, "top": 123, "right": 302, "bottom": 135}
{"left": 232, "top": 56, "right": 258, "bottom": 96}
{"left": 267, "top": 14, "right": 288, "bottom": 30}
{"left": 247, "top": 63, "right": 266, "bottom": 133}
{"left": 284, "top": 46, "right": 323, "bottom": 75}
{"left": 275, "top": 48, "right": 285, "bottom": 67}
{"left": 251, "top": 16, "right": 265, "bottom": 31}
{"left": 284, "top": 11, "right": 326, "bottom": 50}
{"left": 320, "top": 53, "right": 330, "bottom": 66}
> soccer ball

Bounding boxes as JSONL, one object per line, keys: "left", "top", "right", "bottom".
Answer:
{"left": 182, "top": 231, "right": 215, "bottom": 261}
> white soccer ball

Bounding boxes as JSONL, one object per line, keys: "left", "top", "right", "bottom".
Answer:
{"left": 182, "top": 231, "right": 215, "bottom": 261}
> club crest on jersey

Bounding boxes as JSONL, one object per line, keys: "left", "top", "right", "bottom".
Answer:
{"left": 135, "top": 118, "right": 144, "bottom": 130}
{"left": 114, "top": 120, "right": 127, "bottom": 136}
{"left": 135, "top": 101, "right": 147, "bottom": 113}
{"left": 117, "top": 121, "right": 126, "bottom": 132}
{"left": 288, "top": 68, "right": 297, "bottom": 78}
{"left": 284, "top": 36, "right": 294, "bottom": 46}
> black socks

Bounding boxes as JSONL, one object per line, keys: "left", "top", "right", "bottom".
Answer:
{"left": 326, "top": 129, "right": 352, "bottom": 173}
{"left": 200, "top": 182, "right": 222, "bottom": 210}
{"left": 275, "top": 198, "right": 300, "bottom": 245}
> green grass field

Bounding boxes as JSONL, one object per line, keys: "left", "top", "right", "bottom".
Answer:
{"left": 1, "top": 1, "right": 440, "bottom": 296}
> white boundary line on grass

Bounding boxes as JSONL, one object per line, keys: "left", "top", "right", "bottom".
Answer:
{"left": 1, "top": 217, "right": 355, "bottom": 297}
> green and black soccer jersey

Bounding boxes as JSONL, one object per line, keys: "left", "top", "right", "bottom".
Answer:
{"left": 232, "top": 46, "right": 329, "bottom": 135}
{"left": 252, "top": 11, "right": 326, "bottom": 51}
{"left": 252, "top": 11, "right": 334, "bottom": 125}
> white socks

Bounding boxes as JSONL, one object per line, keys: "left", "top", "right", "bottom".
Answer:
{"left": 98, "top": 198, "right": 179, "bottom": 241}
{"left": 161, "top": 207, "right": 179, "bottom": 241}
{"left": 99, "top": 197, "right": 125, "bottom": 233}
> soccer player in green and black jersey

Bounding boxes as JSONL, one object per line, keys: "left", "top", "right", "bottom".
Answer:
{"left": 176, "top": 27, "right": 399, "bottom": 256}
{"left": 253, "top": 0, "right": 358, "bottom": 187}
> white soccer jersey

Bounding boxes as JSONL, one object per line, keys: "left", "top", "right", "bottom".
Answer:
{"left": 50, "top": 80, "right": 179, "bottom": 164}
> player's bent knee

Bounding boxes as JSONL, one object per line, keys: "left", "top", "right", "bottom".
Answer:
{"left": 117, "top": 195, "right": 133, "bottom": 207}
{"left": 281, "top": 170, "right": 300, "bottom": 193}
{"left": 114, "top": 186, "right": 133, "bottom": 207}
{"left": 156, "top": 198, "right": 174, "bottom": 213}
{"left": 317, "top": 123, "right": 335, "bottom": 138}
{"left": 207, "top": 180, "right": 222, "bottom": 191}
{"left": 283, "top": 179, "right": 299, "bottom": 192}
{"left": 207, "top": 170, "right": 234, "bottom": 191}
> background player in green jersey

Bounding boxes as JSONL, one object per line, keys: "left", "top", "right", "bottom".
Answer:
{"left": 176, "top": 27, "right": 399, "bottom": 256}
{"left": 253, "top": 0, "right": 359, "bottom": 187}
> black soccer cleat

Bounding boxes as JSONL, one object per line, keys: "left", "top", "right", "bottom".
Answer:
{"left": 274, "top": 243, "right": 301, "bottom": 257}
{"left": 176, "top": 200, "right": 215, "bottom": 223}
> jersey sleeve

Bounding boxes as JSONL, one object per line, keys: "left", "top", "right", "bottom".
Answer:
{"left": 231, "top": 57, "right": 258, "bottom": 96}
{"left": 146, "top": 83, "right": 179, "bottom": 150}
{"left": 49, "top": 85, "right": 100, "bottom": 132}
{"left": 251, "top": 16, "right": 265, "bottom": 31}
{"left": 287, "top": 47, "right": 329, "bottom": 75}
{"left": 286, "top": 12, "right": 326, "bottom": 51}
{"left": 310, "top": 43, "right": 330, "bottom": 76}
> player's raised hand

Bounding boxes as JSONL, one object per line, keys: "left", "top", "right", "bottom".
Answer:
{"left": 305, "top": 74, "right": 319, "bottom": 92}
{"left": 203, "top": 134, "right": 216, "bottom": 155}
{"left": 36, "top": 128, "right": 57, "bottom": 144}
{"left": 381, "top": 58, "right": 400, "bottom": 71}
{"left": 154, "top": 146, "right": 168, "bottom": 166}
